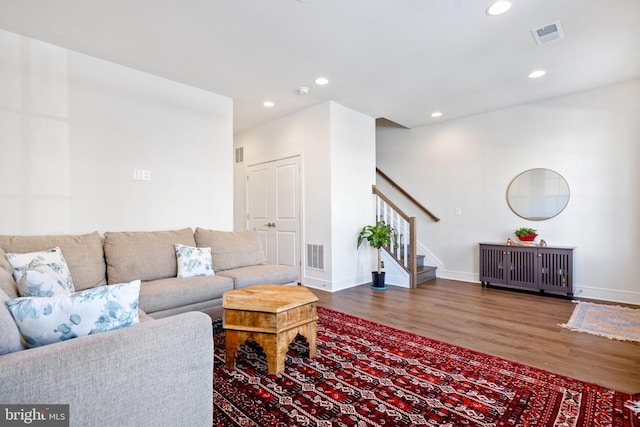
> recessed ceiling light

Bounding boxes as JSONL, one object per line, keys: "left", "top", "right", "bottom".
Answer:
{"left": 431, "top": 112, "right": 443, "bottom": 118}
{"left": 263, "top": 101, "right": 275, "bottom": 107}
{"left": 314, "top": 77, "right": 329, "bottom": 86}
{"left": 486, "top": 0, "right": 512, "bottom": 16}
{"left": 528, "top": 70, "right": 546, "bottom": 79}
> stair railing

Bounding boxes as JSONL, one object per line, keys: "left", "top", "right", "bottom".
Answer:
{"left": 376, "top": 168, "right": 440, "bottom": 222}
{"left": 372, "top": 185, "right": 418, "bottom": 287}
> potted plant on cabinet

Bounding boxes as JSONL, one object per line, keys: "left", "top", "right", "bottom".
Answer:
{"left": 514, "top": 227, "right": 538, "bottom": 242}
{"left": 357, "top": 220, "right": 398, "bottom": 290}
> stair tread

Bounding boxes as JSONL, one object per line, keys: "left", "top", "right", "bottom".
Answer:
{"left": 416, "top": 265, "right": 437, "bottom": 283}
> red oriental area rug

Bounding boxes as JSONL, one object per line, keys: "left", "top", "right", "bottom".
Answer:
{"left": 213, "top": 307, "right": 640, "bottom": 427}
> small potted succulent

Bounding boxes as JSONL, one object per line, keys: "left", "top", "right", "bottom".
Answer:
{"left": 514, "top": 227, "right": 538, "bottom": 241}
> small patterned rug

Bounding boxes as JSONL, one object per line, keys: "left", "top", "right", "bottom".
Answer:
{"left": 559, "top": 301, "right": 640, "bottom": 342}
{"left": 213, "top": 307, "right": 640, "bottom": 426}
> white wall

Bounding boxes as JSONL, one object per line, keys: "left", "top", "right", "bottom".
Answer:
{"left": 234, "top": 101, "right": 376, "bottom": 291}
{"left": 330, "top": 103, "right": 376, "bottom": 291}
{"left": 0, "top": 29, "right": 233, "bottom": 235}
{"left": 234, "top": 103, "right": 332, "bottom": 289}
{"left": 377, "top": 79, "right": 640, "bottom": 304}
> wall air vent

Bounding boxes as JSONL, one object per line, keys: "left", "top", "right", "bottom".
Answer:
{"left": 532, "top": 20, "right": 564, "bottom": 46}
{"left": 235, "top": 147, "right": 244, "bottom": 164}
{"left": 307, "top": 244, "right": 324, "bottom": 270}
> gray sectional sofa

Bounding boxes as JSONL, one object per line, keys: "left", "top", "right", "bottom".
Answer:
{"left": 0, "top": 227, "right": 299, "bottom": 427}
{"left": 101, "top": 227, "right": 298, "bottom": 319}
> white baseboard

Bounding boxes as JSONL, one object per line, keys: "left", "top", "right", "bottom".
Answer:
{"left": 437, "top": 269, "right": 477, "bottom": 283}
{"left": 572, "top": 285, "right": 640, "bottom": 305}
{"left": 302, "top": 277, "right": 333, "bottom": 291}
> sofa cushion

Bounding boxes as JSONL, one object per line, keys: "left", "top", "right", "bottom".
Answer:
{"left": 138, "top": 308, "right": 154, "bottom": 322}
{"left": 7, "top": 247, "right": 75, "bottom": 297}
{"left": 175, "top": 244, "right": 214, "bottom": 278}
{"left": 217, "top": 264, "right": 299, "bottom": 289}
{"left": 0, "top": 232, "right": 106, "bottom": 291}
{"left": 6, "top": 280, "right": 140, "bottom": 348}
{"left": 104, "top": 228, "right": 196, "bottom": 284}
{"left": 194, "top": 228, "right": 266, "bottom": 272}
{"left": 0, "top": 287, "right": 24, "bottom": 355}
{"left": 148, "top": 300, "right": 223, "bottom": 320}
{"left": 138, "top": 275, "right": 233, "bottom": 314}
{"left": 0, "top": 249, "right": 19, "bottom": 299}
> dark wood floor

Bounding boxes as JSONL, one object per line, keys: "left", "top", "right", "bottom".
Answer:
{"left": 309, "top": 278, "right": 640, "bottom": 394}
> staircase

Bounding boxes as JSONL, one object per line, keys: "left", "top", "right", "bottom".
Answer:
{"left": 396, "top": 246, "right": 437, "bottom": 284}
{"left": 373, "top": 185, "right": 438, "bottom": 287}
{"left": 416, "top": 255, "right": 438, "bottom": 283}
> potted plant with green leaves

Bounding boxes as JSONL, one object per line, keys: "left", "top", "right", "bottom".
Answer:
{"left": 515, "top": 227, "right": 538, "bottom": 242}
{"left": 357, "top": 220, "right": 398, "bottom": 290}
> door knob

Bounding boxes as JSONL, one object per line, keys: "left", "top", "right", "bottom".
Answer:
{"left": 263, "top": 222, "right": 276, "bottom": 227}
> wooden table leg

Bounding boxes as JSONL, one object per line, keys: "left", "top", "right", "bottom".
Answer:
{"left": 225, "top": 330, "right": 240, "bottom": 370}
{"left": 306, "top": 321, "right": 317, "bottom": 358}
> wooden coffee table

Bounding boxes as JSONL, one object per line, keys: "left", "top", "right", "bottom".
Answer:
{"left": 223, "top": 284, "right": 319, "bottom": 374}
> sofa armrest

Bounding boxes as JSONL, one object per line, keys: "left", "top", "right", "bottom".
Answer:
{"left": 0, "top": 311, "right": 213, "bottom": 427}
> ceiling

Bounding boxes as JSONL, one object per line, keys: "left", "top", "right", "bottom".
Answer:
{"left": 1, "top": 0, "right": 639, "bottom": 133}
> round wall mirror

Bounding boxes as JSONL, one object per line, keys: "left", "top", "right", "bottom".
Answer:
{"left": 507, "top": 168, "right": 570, "bottom": 220}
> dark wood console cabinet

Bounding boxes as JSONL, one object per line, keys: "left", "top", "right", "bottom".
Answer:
{"left": 479, "top": 243, "right": 574, "bottom": 297}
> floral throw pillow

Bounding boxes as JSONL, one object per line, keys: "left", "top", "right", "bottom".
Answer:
{"left": 5, "top": 280, "right": 141, "bottom": 348}
{"left": 175, "top": 244, "right": 214, "bottom": 278}
{"left": 7, "top": 247, "right": 75, "bottom": 297}
{"left": 17, "top": 260, "right": 73, "bottom": 297}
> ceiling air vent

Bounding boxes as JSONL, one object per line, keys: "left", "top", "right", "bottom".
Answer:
{"left": 531, "top": 20, "right": 564, "bottom": 46}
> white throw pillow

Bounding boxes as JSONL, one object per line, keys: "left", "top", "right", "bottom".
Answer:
{"left": 7, "top": 247, "right": 75, "bottom": 296}
{"left": 5, "top": 280, "right": 141, "bottom": 348}
{"left": 17, "top": 260, "right": 72, "bottom": 297}
{"left": 175, "top": 244, "right": 214, "bottom": 278}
